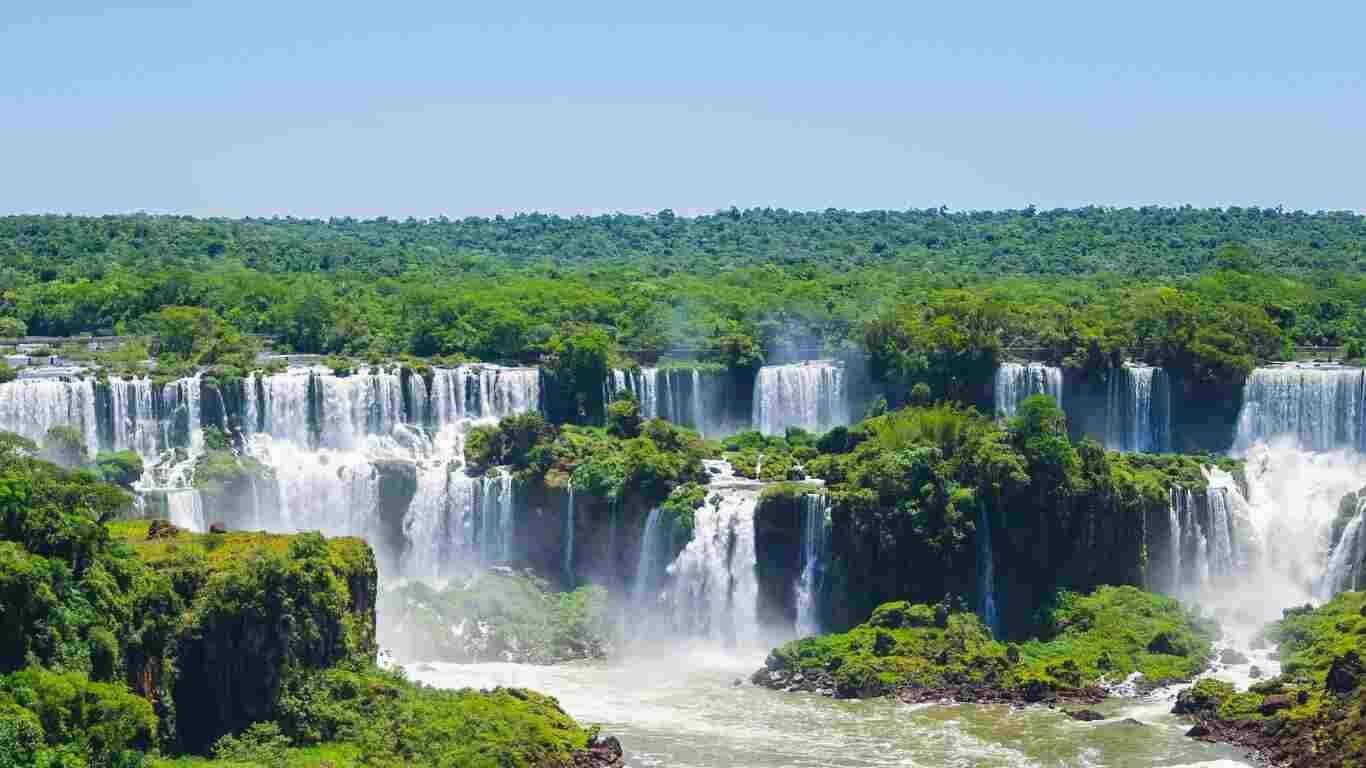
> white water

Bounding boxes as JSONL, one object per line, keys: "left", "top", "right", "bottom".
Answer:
{"left": 994, "top": 362, "right": 1063, "bottom": 420}
{"left": 564, "top": 480, "right": 576, "bottom": 584}
{"left": 633, "top": 507, "right": 666, "bottom": 610}
{"left": 0, "top": 377, "right": 99, "bottom": 458}
{"left": 605, "top": 367, "right": 722, "bottom": 436}
{"left": 977, "top": 504, "right": 1000, "bottom": 636}
{"left": 794, "top": 493, "right": 829, "bottom": 638}
{"left": 1105, "top": 365, "right": 1171, "bottom": 453}
{"left": 407, "top": 653, "right": 1252, "bottom": 768}
{"left": 669, "top": 479, "right": 763, "bottom": 647}
{"left": 1236, "top": 364, "right": 1365, "bottom": 453}
{"left": 1319, "top": 496, "right": 1366, "bottom": 597}
{"left": 752, "top": 361, "right": 847, "bottom": 436}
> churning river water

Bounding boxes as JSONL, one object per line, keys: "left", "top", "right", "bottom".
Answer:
{"left": 407, "top": 647, "right": 1254, "bottom": 768}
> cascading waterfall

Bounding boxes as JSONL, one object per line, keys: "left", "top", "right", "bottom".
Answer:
{"left": 430, "top": 365, "right": 541, "bottom": 424}
{"left": 794, "top": 493, "right": 829, "bottom": 637}
{"left": 1165, "top": 487, "right": 1193, "bottom": 594}
{"left": 977, "top": 504, "right": 1000, "bottom": 636}
{"left": 1319, "top": 499, "right": 1366, "bottom": 597}
{"left": 108, "top": 377, "right": 161, "bottom": 456}
{"left": 1205, "top": 470, "right": 1239, "bottom": 579}
{"left": 1104, "top": 365, "right": 1171, "bottom": 453}
{"left": 564, "top": 480, "right": 576, "bottom": 583}
{"left": 236, "top": 364, "right": 541, "bottom": 572}
{"left": 604, "top": 367, "right": 722, "bottom": 436}
{"left": 0, "top": 377, "right": 99, "bottom": 457}
{"left": 1235, "top": 365, "right": 1366, "bottom": 453}
{"left": 669, "top": 478, "right": 762, "bottom": 647}
{"left": 632, "top": 507, "right": 665, "bottom": 608}
{"left": 478, "top": 469, "right": 515, "bottom": 565}
{"left": 752, "top": 361, "right": 847, "bottom": 436}
{"left": 165, "top": 489, "right": 205, "bottom": 531}
{"left": 994, "top": 362, "right": 1063, "bottom": 420}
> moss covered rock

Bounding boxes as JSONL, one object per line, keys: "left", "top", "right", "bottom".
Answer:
{"left": 755, "top": 586, "right": 1216, "bottom": 704}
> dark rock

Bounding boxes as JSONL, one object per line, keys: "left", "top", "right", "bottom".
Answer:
{"left": 1259, "top": 694, "right": 1294, "bottom": 716}
{"left": 1066, "top": 708, "right": 1106, "bottom": 722}
{"left": 580, "top": 733, "right": 625, "bottom": 767}
{"left": 1021, "top": 680, "right": 1053, "bottom": 703}
{"left": 731, "top": 678, "right": 742, "bottom": 687}
{"left": 1219, "top": 648, "right": 1250, "bottom": 666}
{"left": 1326, "top": 650, "right": 1362, "bottom": 694}
{"left": 1113, "top": 718, "right": 1145, "bottom": 727}
{"left": 146, "top": 519, "right": 182, "bottom": 539}
{"left": 1249, "top": 666, "right": 1263, "bottom": 679}
{"left": 1186, "top": 724, "right": 1211, "bottom": 738}
{"left": 209, "top": 521, "right": 227, "bottom": 534}
{"left": 1148, "top": 631, "right": 1186, "bottom": 656}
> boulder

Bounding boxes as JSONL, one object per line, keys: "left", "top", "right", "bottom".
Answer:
{"left": 1185, "top": 724, "right": 1211, "bottom": 738}
{"left": 146, "top": 519, "right": 182, "bottom": 539}
{"left": 1065, "top": 708, "right": 1106, "bottom": 722}
{"left": 1259, "top": 694, "right": 1294, "bottom": 716}
{"left": 1249, "top": 665, "right": 1263, "bottom": 679}
{"left": 1326, "top": 650, "right": 1362, "bottom": 694}
{"left": 209, "top": 521, "right": 227, "bottom": 534}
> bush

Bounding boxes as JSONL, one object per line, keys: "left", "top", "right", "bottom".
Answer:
{"left": 95, "top": 451, "right": 144, "bottom": 489}
{"left": 0, "top": 363, "right": 15, "bottom": 385}
{"left": 606, "top": 397, "right": 641, "bottom": 438}
{"left": 0, "top": 668, "right": 156, "bottom": 765}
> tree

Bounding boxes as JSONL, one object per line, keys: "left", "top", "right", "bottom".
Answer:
{"left": 0, "top": 317, "right": 24, "bottom": 338}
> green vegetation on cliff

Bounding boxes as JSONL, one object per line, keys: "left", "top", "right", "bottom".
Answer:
{"left": 757, "top": 586, "right": 1215, "bottom": 701}
{"left": 784, "top": 397, "right": 1225, "bottom": 635}
{"left": 1175, "top": 592, "right": 1366, "bottom": 767}
{"left": 0, "top": 436, "right": 613, "bottom": 768}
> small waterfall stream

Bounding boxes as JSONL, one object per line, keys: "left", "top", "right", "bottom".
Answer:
{"left": 752, "top": 361, "right": 847, "bottom": 436}
{"left": 994, "top": 362, "right": 1062, "bottom": 420}
{"left": 794, "top": 493, "right": 829, "bottom": 637}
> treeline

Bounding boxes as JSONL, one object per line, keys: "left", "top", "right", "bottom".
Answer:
{"left": 3, "top": 207, "right": 1364, "bottom": 276}
{"left": 2, "top": 210, "right": 1366, "bottom": 405}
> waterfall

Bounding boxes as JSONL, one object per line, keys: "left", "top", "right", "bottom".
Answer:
{"left": 977, "top": 504, "right": 999, "bottom": 636}
{"left": 402, "top": 460, "right": 458, "bottom": 581}
{"left": 166, "top": 489, "right": 205, "bottom": 531}
{"left": 564, "top": 480, "right": 576, "bottom": 584}
{"left": 1206, "top": 483, "right": 1236, "bottom": 579}
{"left": 994, "top": 362, "right": 1063, "bottom": 420}
{"left": 1166, "top": 487, "right": 1192, "bottom": 593}
{"left": 108, "top": 377, "right": 161, "bottom": 456}
{"left": 1104, "top": 365, "right": 1171, "bottom": 452}
{"left": 477, "top": 469, "right": 515, "bottom": 565}
{"left": 690, "top": 369, "right": 706, "bottom": 436}
{"left": 632, "top": 507, "right": 665, "bottom": 608}
{"left": 669, "top": 483, "right": 761, "bottom": 647}
{"left": 794, "top": 493, "right": 829, "bottom": 637}
{"left": 605, "top": 367, "right": 720, "bottom": 436}
{"left": 0, "top": 377, "right": 99, "bottom": 457}
{"left": 1319, "top": 500, "right": 1366, "bottom": 597}
{"left": 1235, "top": 365, "right": 1366, "bottom": 453}
{"left": 752, "top": 361, "right": 847, "bottom": 436}
{"left": 430, "top": 364, "right": 541, "bottom": 424}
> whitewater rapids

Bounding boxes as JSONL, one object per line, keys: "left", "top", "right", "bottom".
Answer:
{"left": 407, "top": 648, "right": 1251, "bottom": 768}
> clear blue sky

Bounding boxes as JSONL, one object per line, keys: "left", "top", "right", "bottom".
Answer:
{"left": 3, "top": 1, "right": 1363, "bottom": 218}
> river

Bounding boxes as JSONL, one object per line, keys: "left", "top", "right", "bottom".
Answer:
{"left": 407, "top": 645, "right": 1254, "bottom": 768}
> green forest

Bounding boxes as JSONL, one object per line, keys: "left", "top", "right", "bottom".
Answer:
{"left": 2, "top": 209, "right": 1365, "bottom": 410}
